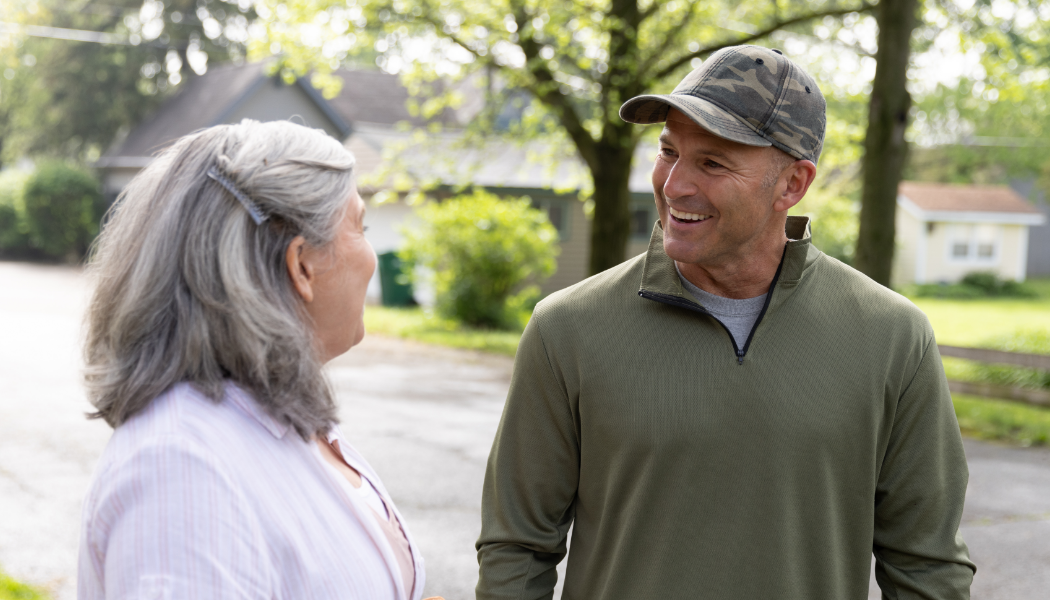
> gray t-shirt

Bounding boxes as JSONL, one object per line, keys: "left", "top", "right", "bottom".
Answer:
{"left": 677, "top": 266, "right": 767, "bottom": 350}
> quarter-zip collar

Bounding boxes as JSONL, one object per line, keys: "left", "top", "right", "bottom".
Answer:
{"left": 637, "top": 216, "right": 819, "bottom": 363}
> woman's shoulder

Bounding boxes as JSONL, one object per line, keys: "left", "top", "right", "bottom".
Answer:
{"left": 99, "top": 382, "right": 287, "bottom": 473}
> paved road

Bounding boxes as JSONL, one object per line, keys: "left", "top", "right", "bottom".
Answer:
{"left": 1, "top": 261, "right": 1049, "bottom": 599}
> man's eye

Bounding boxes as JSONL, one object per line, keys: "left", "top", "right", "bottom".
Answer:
{"left": 705, "top": 160, "right": 724, "bottom": 169}
{"left": 658, "top": 148, "right": 677, "bottom": 159}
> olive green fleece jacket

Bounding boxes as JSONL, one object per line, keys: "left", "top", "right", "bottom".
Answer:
{"left": 476, "top": 217, "right": 974, "bottom": 600}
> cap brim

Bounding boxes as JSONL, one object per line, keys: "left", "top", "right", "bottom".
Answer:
{"left": 620, "top": 94, "right": 771, "bottom": 148}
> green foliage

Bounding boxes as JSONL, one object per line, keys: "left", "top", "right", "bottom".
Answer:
{"left": 790, "top": 178, "right": 859, "bottom": 264}
{"left": 905, "top": 1, "right": 1050, "bottom": 190}
{"left": 0, "top": 567, "right": 49, "bottom": 600}
{"left": 0, "top": 169, "right": 31, "bottom": 255}
{"left": 22, "top": 161, "right": 105, "bottom": 260}
{"left": 399, "top": 188, "right": 558, "bottom": 329}
{"left": 1, "top": 1, "right": 257, "bottom": 165}
{"left": 364, "top": 305, "right": 522, "bottom": 356}
{"left": 912, "top": 272, "right": 1037, "bottom": 299}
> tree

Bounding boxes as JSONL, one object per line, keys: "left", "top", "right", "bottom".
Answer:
{"left": 852, "top": 0, "right": 918, "bottom": 286}
{"left": 906, "top": 0, "right": 1050, "bottom": 188}
{"left": 771, "top": 0, "right": 1050, "bottom": 284}
{"left": 256, "top": 0, "right": 875, "bottom": 276}
{"left": 0, "top": 0, "right": 257, "bottom": 164}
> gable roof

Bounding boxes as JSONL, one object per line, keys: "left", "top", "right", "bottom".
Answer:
{"left": 898, "top": 181, "right": 1045, "bottom": 226}
{"left": 98, "top": 61, "right": 352, "bottom": 167}
{"left": 325, "top": 69, "right": 427, "bottom": 126}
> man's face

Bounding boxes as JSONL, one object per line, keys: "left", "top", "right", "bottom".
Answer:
{"left": 652, "top": 109, "right": 789, "bottom": 270}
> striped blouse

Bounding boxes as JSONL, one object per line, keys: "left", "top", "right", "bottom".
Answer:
{"left": 78, "top": 381, "right": 425, "bottom": 600}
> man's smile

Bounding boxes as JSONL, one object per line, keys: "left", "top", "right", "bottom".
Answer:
{"left": 668, "top": 206, "right": 712, "bottom": 223}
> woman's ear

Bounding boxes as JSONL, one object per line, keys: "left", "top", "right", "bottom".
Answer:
{"left": 286, "top": 235, "right": 315, "bottom": 303}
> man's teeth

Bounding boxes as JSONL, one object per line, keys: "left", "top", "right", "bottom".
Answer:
{"left": 669, "top": 207, "right": 710, "bottom": 222}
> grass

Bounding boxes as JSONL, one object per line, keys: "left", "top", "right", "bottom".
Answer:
{"left": 364, "top": 305, "right": 522, "bottom": 357}
{"left": 908, "top": 277, "right": 1050, "bottom": 347}
{"left": 0, "top": 569, "right": 49, "bottom": 600}
{"left": 909, "top": 278, "right": 1050, "bottom": 447}
{"left": 952, "top": 393, "right": 1050, "bottom": 447}
{"left": 905, "top": 278, "right": 1050, "bottom": 390}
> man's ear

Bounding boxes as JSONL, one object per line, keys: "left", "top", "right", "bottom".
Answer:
{"left": 286, "top": 235, "right": 315, "bottom": 303}
{"left": 773, "top": 160, "right": 817, "bottom": 213}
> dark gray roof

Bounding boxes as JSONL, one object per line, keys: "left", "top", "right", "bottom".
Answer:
{"left": 100, "top": 63, "right": 461, "bottom": 166}
{"left": 325, "top": 69, "right": 419, "bottom": 126}
{"left": 101, "top": 62, "right": 270, "bottom": 164}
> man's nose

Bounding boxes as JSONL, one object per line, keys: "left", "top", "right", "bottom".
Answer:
{"left": 662, "top": 161, "right": 698, "bottom": 201}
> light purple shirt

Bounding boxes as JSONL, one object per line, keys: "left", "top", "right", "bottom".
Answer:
{"left": 78, "top": 381, "right": 425, "bottom": 600}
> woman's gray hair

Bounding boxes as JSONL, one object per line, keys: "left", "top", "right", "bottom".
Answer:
{"left": 84, "top": 119, "right": 356, "bottom": 440}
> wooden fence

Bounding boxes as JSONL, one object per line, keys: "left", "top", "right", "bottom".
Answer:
{"left": 939, "top": 345, "right": 1050, "bottom": 408}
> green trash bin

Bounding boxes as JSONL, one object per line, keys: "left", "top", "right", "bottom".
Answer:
{"left": 378, "top": 251, "right": 415, "bottom": 307}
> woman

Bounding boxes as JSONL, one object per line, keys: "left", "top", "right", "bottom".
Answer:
{"left": 78, "top": 120, "right": 433, "bottom": 600}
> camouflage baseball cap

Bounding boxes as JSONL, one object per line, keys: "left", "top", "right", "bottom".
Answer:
{"left": 620, "top": 45, "right": 826, "bottom": 164}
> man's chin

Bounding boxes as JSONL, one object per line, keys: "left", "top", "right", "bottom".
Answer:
{"left": 663, "top": 237, "right": 706, "bottom": 266}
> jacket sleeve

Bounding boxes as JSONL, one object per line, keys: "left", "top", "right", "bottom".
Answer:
{"left": 476, "top": 312, "right": 579, "bottom": 600}
{"left": 873, "top": 338, "right": 976, "bottom": 599}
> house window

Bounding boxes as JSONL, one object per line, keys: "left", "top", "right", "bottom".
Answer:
{"left": 546, "top": 203, "right": 564, "bottom": 232}
{"left": 530, "top": 197, "right": 569, "bottom": 238}
{"left": 631, "top": 206, "right": 654, "bottom": 239}
{"left": 946, "top": 224, "right": 998, "bottom": 263}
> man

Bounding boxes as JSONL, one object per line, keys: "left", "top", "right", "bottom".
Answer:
{"left": 476, "top": 45, "right": 974, "bottom": 599}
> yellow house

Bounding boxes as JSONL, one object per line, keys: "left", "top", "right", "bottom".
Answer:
{"left": 893, "top": 182, "right": 1046, "bottom": 287}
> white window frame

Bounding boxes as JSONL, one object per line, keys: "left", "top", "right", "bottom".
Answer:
{"left": 945, "top": 223, "right": 1000, "bottom": 265}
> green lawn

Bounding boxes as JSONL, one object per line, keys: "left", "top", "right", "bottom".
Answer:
{"left": 364, "top": 305, "right": 521, "bottom": 356}
{"left": 952, "top": 393, "right": 1050, "bottom": 447}
{"left": 906, "top": 278, "right": 1050, "bottom": 394}
{"left": 910, "top": 286, "right": 1050, "bottom": 347}
{"left": 0, "top": 569, "right": 48, "bottom": 600}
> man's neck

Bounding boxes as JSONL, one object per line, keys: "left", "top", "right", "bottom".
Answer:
{"left": 676, "top": 236, "right": 787, "bottom": 299}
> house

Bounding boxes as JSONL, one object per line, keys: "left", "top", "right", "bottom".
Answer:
{"left": 1009, "top": 179, "right": 1050, "bottom": 278}
{"left": 893, "top": 181, "right": 1046, "bottom": 287}
{"left": 96, "top": 62, "right": 658, "bottom": 299}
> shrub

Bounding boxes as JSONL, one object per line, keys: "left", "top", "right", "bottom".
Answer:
{"left": 399, "top": 188, "right": 559, "bottom": 329}
{"left": 22, "top": 162, "right": 105, "bottom": 261}
{"left": 0, "top": 169, "right": 31, "bottom": 256}
{"left": 914, "top": 271, "right": 1037, "bottom": 299}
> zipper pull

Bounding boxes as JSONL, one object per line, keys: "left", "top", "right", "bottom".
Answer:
{"left": 736, "top": 349, "right": 744, "bottom": 365}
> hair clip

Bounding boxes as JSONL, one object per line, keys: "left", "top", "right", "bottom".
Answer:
{"left": 207, "top": 167, "right": 268, "bottom": 225}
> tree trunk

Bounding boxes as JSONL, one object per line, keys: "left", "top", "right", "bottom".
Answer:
{"left": 588, "top": 140, "right": 636, "bottom": 275}
{"left": 854, "top": 0, "right": 918, "bottom": 286}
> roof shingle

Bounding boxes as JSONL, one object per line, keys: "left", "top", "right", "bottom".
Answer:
{"left": 899, "top": 181, "right": 1041, "bottom": 215}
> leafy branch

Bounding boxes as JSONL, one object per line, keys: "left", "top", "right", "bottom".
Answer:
{"left": 650, "top": 2, "right": 877, "bottom": 82}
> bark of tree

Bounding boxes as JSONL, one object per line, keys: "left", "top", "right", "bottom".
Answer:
{"left": 854, "top": 0, "right": 918, "bottom": 286}
{"left": 587, "top": 0, "right": 642, "bottom": 275}
{"left": 589, "top": 138, "right": 637, "bottom": 274}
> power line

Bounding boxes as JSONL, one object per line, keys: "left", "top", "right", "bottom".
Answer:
{"left": 0, "top": 21, "right": 186, "bottom": 48}
{"left": 0, "top": 21, "right": 129, "bottom": 45}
